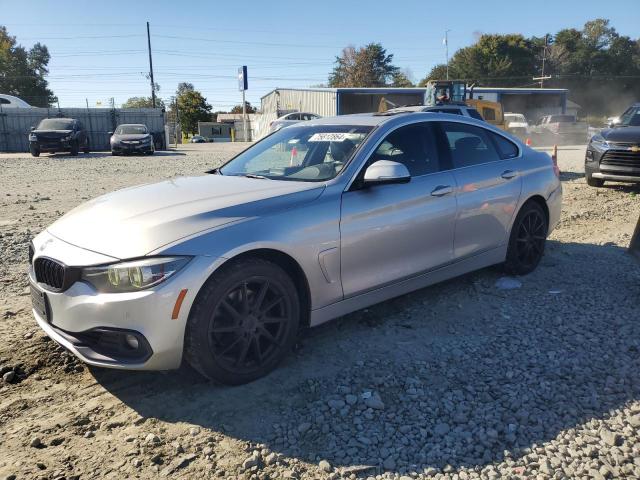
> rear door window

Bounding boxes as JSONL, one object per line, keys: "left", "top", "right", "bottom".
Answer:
{"left": 440, "top": 122, "right": 502, "bottom": 168}
{"left": 490, "top": 132, "right": 519, "bottom": 159}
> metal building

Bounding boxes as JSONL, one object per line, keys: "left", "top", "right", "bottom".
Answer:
{"left": 0, "top": 107, "right": 166, "bottom": 152}
{"left": 257, "top": 87, "right": 428, "bottom": 138}
{"left": 470, "top": 87, "right": 569, "bottom": 122}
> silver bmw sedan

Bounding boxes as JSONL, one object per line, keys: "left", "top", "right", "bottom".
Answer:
{"left": 29, "top": 112, "right": 562, "bottom": 384}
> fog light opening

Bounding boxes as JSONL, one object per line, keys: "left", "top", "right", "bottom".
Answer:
{"left": 124, "top": 334, "right": 140, "bottom": 350}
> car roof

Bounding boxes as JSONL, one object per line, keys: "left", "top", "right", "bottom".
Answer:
{"left": 117, "top": 123, "right": 146, "bottom": 127}
{"left": 300, "top": 111, "right": 487, "bottom": 127}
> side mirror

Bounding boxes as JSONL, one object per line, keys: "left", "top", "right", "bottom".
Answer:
{"left": 107, "top": 131, "right": 113, "bottom": 135}
{"left": 363, "top": 160, "right": 411, "bottom": 186}
{"left": 30, "top": 126, "right": 36, "bottom": 131}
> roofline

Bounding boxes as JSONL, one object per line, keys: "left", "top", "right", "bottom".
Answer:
{"left": 261, "top": 87, "right": 428, "bottom": 100}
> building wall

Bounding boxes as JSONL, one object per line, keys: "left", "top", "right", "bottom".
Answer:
{"left": 0, "top": 107, "right": 166, "bottom": 152}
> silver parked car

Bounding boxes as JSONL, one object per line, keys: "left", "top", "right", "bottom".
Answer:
{"left": 269, "top": 111, "right": 321, "bottom": 133}
{"left": 109, "top": 124, "right": 155, "bottom": 155}
{"left": 29, "top": 112, "right": 562, "bottom": 384}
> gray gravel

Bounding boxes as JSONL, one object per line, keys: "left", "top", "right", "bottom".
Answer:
{"left": 0, "top": 144, "right": 639, "bottom": 479}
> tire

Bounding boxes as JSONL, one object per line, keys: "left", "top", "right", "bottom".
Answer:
{"left": 70, "top": 141, "right": 79, "bottom": 156}
{"left": 30, "top": 147, "right": 40, "bottom": 157}
{"left": 586, "top": 174, "right": 604, "bottom": 188}
{"left": 184, "top": 258, "right": 300, "bottom": 385}
{"left": 504, "top": 201, "right": 548, "bottom": 275}
{"left": 111, "top": 151, "right": 118, "bottom": 156}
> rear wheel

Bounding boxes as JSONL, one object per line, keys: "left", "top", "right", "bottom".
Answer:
{"left": 586, "top": 174, "right": 604, "bottom": 187}
{"left": 504, "top": 201, "right": 548, "bottom": 275}
{"left": 185, "top": 258, "right": 300, "bottom": 385}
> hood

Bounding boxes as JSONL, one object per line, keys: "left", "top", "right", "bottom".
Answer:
{"left": 113, "top": 133, "right": 151, "bottom": 141}
{"left": 48, "top": 175, "right": 324, "bottom": 259}
{"left": 34, "top": 129, "right": 72, "bottom": 136}
{"left": 600, "top": 127, "right": 640, "bottom": 143}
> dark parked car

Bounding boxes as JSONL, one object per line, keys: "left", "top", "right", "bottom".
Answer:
{"left": 109, "top": 124, "right": 155, "bottom": 155}
{"left": 190, "top": 135, "right": 207, "bottom": 143}
{"left": 585, "top": 103, "right": 640, "bottom": 187}
{"left": 29, "top": 118, "right": 90, "bottom": 157}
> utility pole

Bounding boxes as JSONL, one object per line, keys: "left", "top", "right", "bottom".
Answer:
{"left": 444, "top": 30, "right": 451, "bottom": 80}
{"left": 146, "top": 21, "right": 156, "bottom": 108}
{"left": 533, "top": 34, "right": 552, "bottom": 88}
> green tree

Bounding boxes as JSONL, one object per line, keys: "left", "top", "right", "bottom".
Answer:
{"left": 230, "top": 101, "right": 256, "bottom": 114}
{"left": 390, "top": 70, "right": 414, "bottom": 87}
{"left": 171, "top": 85, "right": 211, "bottom": 135}
{"left": 0, "top": 26, "right": 55, "bottom": 106}
{"left": 418, "top": 64, "right": 455, "bottom": 86}
{"left": 122, "top": 96, "right": 165, "bottom": 109}
{"left": 419, "top": 34, "right": 536, "bottom": 86}
{"left": 328, "top": 43, "right": 399, "bottom": 87}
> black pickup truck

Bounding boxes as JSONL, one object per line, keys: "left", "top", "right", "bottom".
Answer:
{"left": 29, "top": 117, "right": 90, "bottom": 157}
{"left": 585, "top": 103, "right": 640, "bottom": 187}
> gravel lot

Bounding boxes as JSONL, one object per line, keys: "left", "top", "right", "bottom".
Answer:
{"left": 0, "top": 143, "right": 639, "bottom": 480}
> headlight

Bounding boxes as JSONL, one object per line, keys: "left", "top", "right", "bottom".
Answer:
{"left": 29, "top": 134, "right": 37, "bottom": 141}
{"left": 62, "top": 135, "right": 73, "bottom": 142}
{"left": 142, "top": 135, "right": 152, "bottom": 143}
{"left": 590, "top": 135, "right": 610, "bottom": 149}
{"left": 82, "top": 256, "right": 191, "bottom": 293}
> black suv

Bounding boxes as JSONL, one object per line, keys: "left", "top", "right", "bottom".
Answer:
{"left": 585, "top": 103, "right": 640, "bottom": 187}
{"left": 29, "top": 118, "right": 90, "bottom": 157}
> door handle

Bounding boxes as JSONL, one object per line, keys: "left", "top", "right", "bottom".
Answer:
{"left": 431, "top": 185, "right": 453, "bottom": 197}
{"left": 501, "top": 170, "right": 518, "bottom": 180}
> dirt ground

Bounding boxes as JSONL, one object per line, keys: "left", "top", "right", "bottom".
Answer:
{"left": 0, "top": 143, "right": 639, "bottom": 480}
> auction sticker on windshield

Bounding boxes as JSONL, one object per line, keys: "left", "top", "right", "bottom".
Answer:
{"left": 308, "top": 132, "right": 361, "bottom": 142}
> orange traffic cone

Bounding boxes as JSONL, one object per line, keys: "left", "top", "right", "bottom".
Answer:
{"left": 525, "top": 138, "right": 532, "bottom": 146}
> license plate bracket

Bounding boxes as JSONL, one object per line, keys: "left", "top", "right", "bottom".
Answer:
{"left": 30, "top": 284, "right": 51, "bottom": 323}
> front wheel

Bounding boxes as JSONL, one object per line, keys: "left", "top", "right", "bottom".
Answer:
{"left": 30, "top": 146, "right": 40, "bottom": 157}
{"left": 184, "top": 258, "right": 300, "bottom": 385}
{"left": 504, "top": 201, "right": 548, "bottom": 275}
{"left": 70, "top": 141, "right": 79, "bottom": 156}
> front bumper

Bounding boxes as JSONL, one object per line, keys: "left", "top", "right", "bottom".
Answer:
{"left": 111, "top": 142, "right": 152, "bottom": 153}
{"left": 30, "top": 140, "right": 71, "bottom": 152}
{"left": 28, "top": 234, "right": 219, "bottom": 370}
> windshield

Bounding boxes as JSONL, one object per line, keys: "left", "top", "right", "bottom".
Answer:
{"left": 618, "top": 106, "right": 640, "bottom": 127}
{"left": 37, "top": 118, "right": 74, "bottom": 130}
{"left": 220, "top": 124, "right": 373, "bottom": 182}
{"left": 115, "top": 125, "right": 148, "bottom": 134}
{"left": 505, "top": 114, "right": 526, "bottom": 123}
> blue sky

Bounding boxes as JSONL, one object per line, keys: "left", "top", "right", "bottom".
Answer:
{"left": 2, "top": 0, "right": 638, "bottom": 109}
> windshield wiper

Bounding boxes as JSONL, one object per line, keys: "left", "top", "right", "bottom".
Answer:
{"left": 241, "top": 173, "right": 270, "bottom": 179}
{"left": 206, "top": 167, "right": 222, "bottom": 175}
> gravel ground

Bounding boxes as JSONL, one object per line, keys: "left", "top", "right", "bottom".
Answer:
{"left": 0, "top": 144, "right": 639, "bottom": 480}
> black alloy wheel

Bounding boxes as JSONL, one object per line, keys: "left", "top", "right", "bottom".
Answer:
{"left": 185, "top": 258, "right": 300, "bottom": 384}
{"left": 505, "top": 201, "right": 548, "bottom": 275}
{"left": 208, "top": 278, "right": 291, "bottom": 374}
